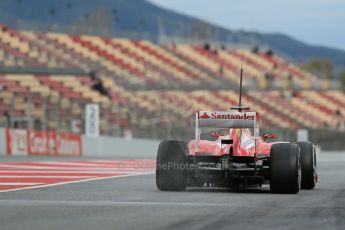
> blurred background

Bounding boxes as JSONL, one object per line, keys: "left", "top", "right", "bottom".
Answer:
{"left": 0, "top": 0, "right": 345, "bottom": 150}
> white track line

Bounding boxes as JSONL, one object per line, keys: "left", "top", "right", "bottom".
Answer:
{"left": 0, "top": 200, "right": 228, "bottom": 207}
{"left": 0, "top": 182, "right": 43, "bottom": 186}
{"left": 0, "top": 170, "right": 154, "bottom": 174}
{"left": 0, "top": 172, "right": 153, "bottom": 193}
{"left": 0, "top": 165, "right": 152, "bottom": 170}
{"left": 84, "top": 160, "right": 152, "bottom": 163}
{"left": 39, "top": 161, "right": 154, "bottom": 167}
{"left": 37, "top": 162, "right": 122, "bottom": 167}
{"left": 0, "top": 176, "right": 97, "bottom": 179}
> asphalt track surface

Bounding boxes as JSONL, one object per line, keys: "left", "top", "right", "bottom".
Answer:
{"left": 0, "top": 152, "right": 345, "bottom": 230}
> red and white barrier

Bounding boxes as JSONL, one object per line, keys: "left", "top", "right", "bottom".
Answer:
{"left": 6, "top": 129, "right": 82, "bottom": 156}
{"left": 6, "top": 129, "right": 28, "bottom": 156}
{"left": 0, "top": 127, "right": 159, "bottom": 157}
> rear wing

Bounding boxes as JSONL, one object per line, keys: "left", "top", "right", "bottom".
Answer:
{"left": 195, "top": 111, "right": 260, "bottom": 153}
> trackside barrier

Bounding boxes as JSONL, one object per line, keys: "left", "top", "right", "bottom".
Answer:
{"left": 5, "top": 128, "right": 82, "bottom": 156}
{"left": 0, "top": 128, "right": 160, "bottom": 157}
{"left": 82, "top": 136, "right": 160, "bottom": 157}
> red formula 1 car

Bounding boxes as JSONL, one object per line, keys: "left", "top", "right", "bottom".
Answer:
{"left": 156, "top": 73, "right": 318, "bottom": 194}
{"left": 156, "top": 110, "right": 318, "bottom": 194}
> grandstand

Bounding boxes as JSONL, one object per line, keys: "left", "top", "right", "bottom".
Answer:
{"left": 0, "top": 22, "right": 344, "bottom": 139}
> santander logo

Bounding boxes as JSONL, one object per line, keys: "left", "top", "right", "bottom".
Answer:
{"left": 200, "top": 112, "right": 210, "bottom": 119}
{"left": 199, "top": 112, "right": 255, "bottom": 120}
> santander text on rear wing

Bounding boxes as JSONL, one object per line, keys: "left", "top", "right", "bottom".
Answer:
{"left": 197, "top": 111, "right": 257, "bottom": 128}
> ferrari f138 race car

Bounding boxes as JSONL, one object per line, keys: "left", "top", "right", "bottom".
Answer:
{"left": 156, "top": 73, "right": 318, "bottom": 194}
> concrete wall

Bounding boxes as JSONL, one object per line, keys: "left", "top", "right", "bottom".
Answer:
{"left": 82, "top": 136, "right": 160, "bottom": 158}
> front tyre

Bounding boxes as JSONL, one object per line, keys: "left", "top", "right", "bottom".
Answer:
{"left": 270, "top": 143, "right": 301, "bottom": 194}
{"left": 156, "top": 140, "right": 188, "bottom": 191}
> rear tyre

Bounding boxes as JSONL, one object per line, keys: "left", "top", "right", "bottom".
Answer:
{"left": 270, "top": 143, "right": 301, "bottom": 194}
{"left": 298, "top": 142, "right": 316, "bottom": 189}
{"left": 156, "top": 140, "right": 188, "bottom": 191}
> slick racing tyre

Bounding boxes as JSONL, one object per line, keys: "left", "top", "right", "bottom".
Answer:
{"left": 156, "top": 140, "right": 188, "bottom": 191}
{"left": 270, "top": 143, "right": 301, "bottom": 194}
{"left": 298, "top": 142, "right": 316, "bottom": 189}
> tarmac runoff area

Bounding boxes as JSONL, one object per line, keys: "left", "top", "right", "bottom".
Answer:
{"left": 0, "top": 152, "right": 344, "bottom": 230}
